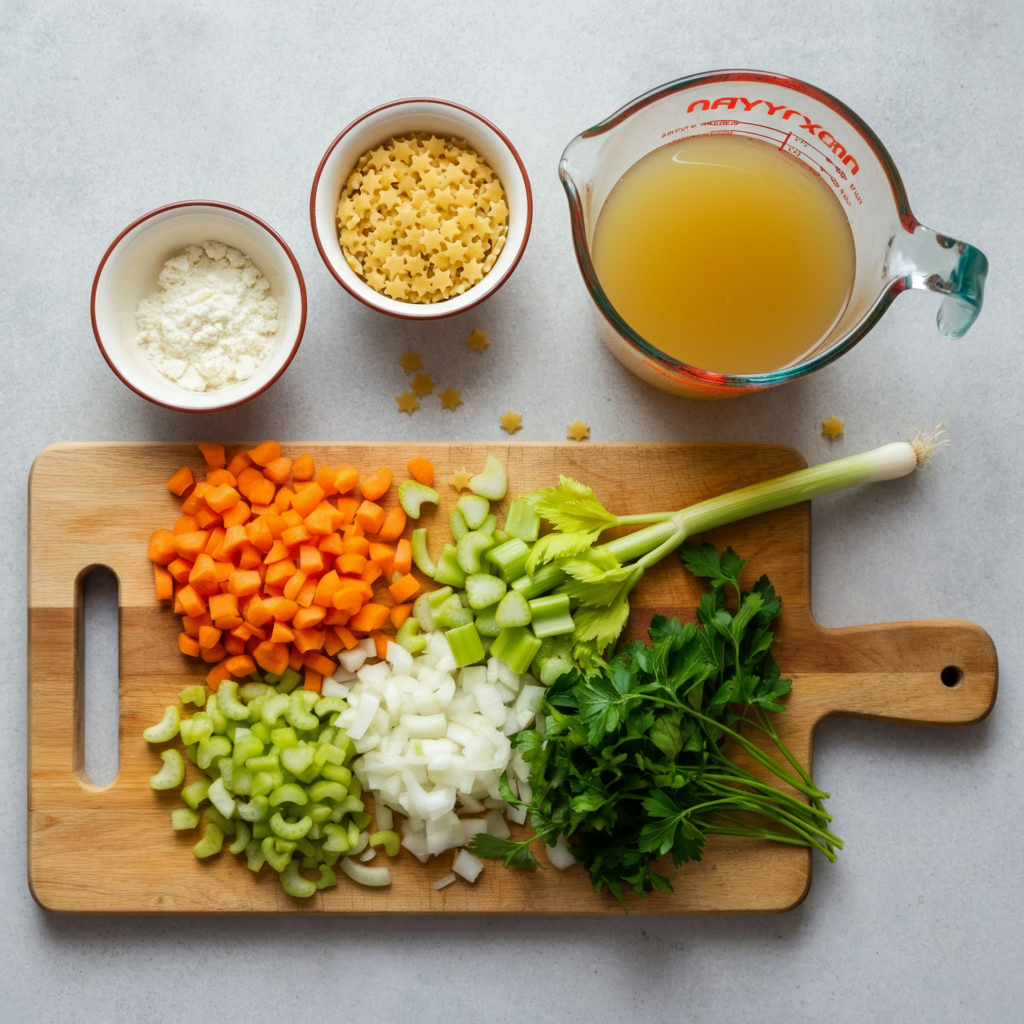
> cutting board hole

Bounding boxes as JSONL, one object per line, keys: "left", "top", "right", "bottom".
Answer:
{"left": 79, "top": 565, "right": 120, "bottom": 787}
{"left": 940, "top": 665, "right": 963, "bottom": 688}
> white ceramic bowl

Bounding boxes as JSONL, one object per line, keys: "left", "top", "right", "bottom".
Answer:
{"left": 91, "top": 201, "right": 307, "bottom": 412}
{"left": 310, "top": 98, "right": 533, "bottom": 318}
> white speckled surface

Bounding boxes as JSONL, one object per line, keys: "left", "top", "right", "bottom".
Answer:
{"left": 3, "top": 1, "right": 1020, "bottom": 1019}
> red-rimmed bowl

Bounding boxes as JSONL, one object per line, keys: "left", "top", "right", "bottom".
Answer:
{"left": 310, "top": 98, "right": 532, "bottom": 319}
{"left": 91, "top": 201, "right": 307, "bottom": 412}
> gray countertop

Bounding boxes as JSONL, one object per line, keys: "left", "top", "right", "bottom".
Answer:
{"left": 3, "top": 1, "right": 1020, "bottom": 1019}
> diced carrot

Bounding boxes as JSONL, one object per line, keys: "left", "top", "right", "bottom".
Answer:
{"left": 270, "top": 621, "right": 295, "bottom": 644}
{"left": 223, "top": 633, "right": 246, "bottom": 656}
{"left": 299, "top": 545, "right": 325, "bottom": 574}
{"left": 318, "top": 533, "right": 344, "bottom": 558}
{"left": 355, "top": 500, "right": 385, "bottom": 534}
{"left": 324, "top": 631, "right": 345, "bottom": 657}
{"left": 236, "top": 542, "right": 264, "bottom": 571}
{"left": 176, "top": 585, "right": 206, "bottom": 618}
{"left": 227, "top": 569, "right": 262, "bottom": 597}
{"left": 369, "top": 541, "right": 396, "bottom": 577}
{"left": 148, "top": 529, "right": 177, "bottom": 565}
{"left": 173, "top": 515, "right": 200, "bottom": 535}
{"left": 221, "top": 499, "right": 251, "bottom": 528}
{"left": 313, "top": 570, "right": 343, "bottom": 608}
{"left": 226, "top": 450, "right": 253, "bottom": 477}
{"left": 198, "top": 624, "right": 223, "bottom": 650}
{"left": 295, "top": 576, "right": 318, "bottom": 608}
{"left": 198, "top": 442, "right": 227, "bottom": 469}
{"left": 315, "top": 465, "right": 339, "bottom": 496}
{"left": 305, "top": 509, "right": 335, "bottom": 536}
{"left": 245, "top": 517, "right": 274, "bottom": 553}
{"left": 337, "top": 552, "right": 367, "bottom": 576}
{"left": 248, "top": 441, "right": 282, "bottom": 467}
{"left": 200, "top": 641, "right": 227, "bottom": 664}
{"left": 281, "top": 509, "right": 304, "bottom": 528}
{"left": 333, "top": 625, "right": 358, "bottom": 650}
{"left": 206, "top": 659, "right": 234, "bottom": 691}
{"left": 303, "top": 668, "right": 323, "bottom": 693}
{"left": 343, "top": 521, "right": 364, "bottom": 540}
{"left": 289, "top": 646, "right": 305, "bottom": 671}
{"left": 236, "top": 467, "right": 265, "bottom": 500}
{"left": 253, "top": 640, "right": 290, "bottom": 676}
{"left": 173, "top": 530, "right": 209, "bottom": 561}
{"left": 204, "top": 468, "right": 236, "bottom": 487}
{"left": 336, "top": 496, "right": 360, "bottom": 525}
{"left": 167, "top": 558, "right": 194, "bottom": 584}
{"left": 208, "top": 592, "right": 239, "bottom": 621}
{"left": 293, "top": 605, "right": 326, "bottom": 629}
{"left": 369, "top": 631, "right": 390, "bottom": 659}
{"left": 390, "top": 603, "right": 414, "bottom": 628}
{"left": 407, "top": 456, "right": 434, "bottom": 486}
{"left": 377, "top": 506, "right": 407, "bottom": 542}
{"left": 332, "top": 587, "right": 364, "bottom": 616}
{"left": 205, "top": 484, "right": 241, "bottom": 513}
{"left": 220, "top": 524, "right": 248, "bottom": 556}
{"left": 323, "top": 608, "right": 350, "bottom": 626}
{"left": 167, "top": 466, "right": 195, "bottom": 496}
{"left": 349, "top": 602, "right": 390, "bottom": 632}
{"left": 281, "top": 524, "right": 312, "bottom": 548}
{"left": 180, "top": 481, "right": 212, "bottom": 515}
{"left": 293, "top": 627, "right": 326, "bottom": 654}
{"left": 263, "top": 456, "right": 293, "bottom": 485}
{"left": 194, "top": 504, "right": 222, "bottom": 530}
{"left": 304, "top": 651, "right": 337, "bottom": 677}
{"left": 154, "top": 564, "right": 174, "bottom": 602}
{"left": 334, "top": 466, "right": 360, "bottom": 495}
{"left": 263, "top": 539, "right": 291, "bottom": 564}
{"left": 292, "top": 453, "right": 315, "bottom": 481}
{"left": 360, "top": 467, "right": 392, "bottom": 501}
{"left": 291, "top": 482, "right": 326, "bottom": 519}
{"left": 202, "top": 526, "right": 226, "bottom": 558}
{"left": 389, "top": 573, "right": 421, "bottom": 604}
{"left": 178, "top": 632, "right": 201, "bottom": 657}
{"left": 274, "top": 486, "right": 294, "bottom": 513}
{"left": 248, "top": 476, "right": 276, "bottom": 506}
{"left": 342, "top": 535, "right": 370, "bottom": 557}
{"left": 181, "top": 612, "right": 211, "bottom": 638}
{"left": 225, "top": 654, "right": 256, "bottom": 677}
{"left": 245, "top": 594, "right": 274, "bottom": 628}
{"left": 361, "top": 560, "right": 383, "bottom": 585}
{"left": 264, "top": 596, "right": 299, "bottom": 621}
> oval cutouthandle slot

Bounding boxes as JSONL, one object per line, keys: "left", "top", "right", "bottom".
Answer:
{"left": 76, "top": 565, "right": 120, "bottom": 787}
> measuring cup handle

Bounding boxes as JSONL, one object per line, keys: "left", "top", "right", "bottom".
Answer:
{"left": 889, "top": 225, "right": 989, "bottom": 338}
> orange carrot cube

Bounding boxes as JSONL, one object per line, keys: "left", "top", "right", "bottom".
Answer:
{"left": 167, "top": 465, "right": 195, "bottom": 496}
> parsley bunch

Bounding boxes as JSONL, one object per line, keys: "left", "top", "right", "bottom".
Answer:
{"left": 469, "top": 545, "right": 842, "bottom": 906}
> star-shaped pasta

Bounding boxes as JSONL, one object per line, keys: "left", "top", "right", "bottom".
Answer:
{"left": 467, "top": 329, "right": 490, "bottom": 352}
{"left": 449, "top": 468, "right": 473, "bottom": 491}
{"left": 396, "top": 391, "right": 420, "bottom": 415}
{"left": 821, "top": 414, "right": 844, "bottom": 439}
{"left": 567, "top": 419, "right": 590, "bottom": 442}
{"left": 399, "top": 351, "right": 422, "bottom": 374}
{"left": 500, "top": 409, "right": 523, "bottom": 435}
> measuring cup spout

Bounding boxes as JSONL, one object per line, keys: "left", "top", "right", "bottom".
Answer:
{"left": 887, "top": 225, "right": 989, "bottom": 339}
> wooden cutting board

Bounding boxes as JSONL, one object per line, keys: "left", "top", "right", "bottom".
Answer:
{"left": 27, "top": 442, "right": 997, "bottom": 914}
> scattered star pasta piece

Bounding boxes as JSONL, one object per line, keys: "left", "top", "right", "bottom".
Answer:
{"left": 567, "top": 419, "right": 590, "bottom": 442}
{"left": 449, "top": 468, "right": 473, "bottom": 491}
{"left": 439, "top": 387, "right": 462, "bottom": 410}
{"left": 399, "top": 352, "right": 423, "bottom": 374}
{"left": 467, "top": 329, "right": 490, "bottom": 352}
{"left": 500, "top": 409, "right": 523, "bottom": 435}
{"left": 396, "top": 391, "right": 421, "bottom": 415}
{"left": 412, "top": 373, "right": 435, "bottom": 397}
{"left": 822, "top": 414, "right": 844, "bottom": 439}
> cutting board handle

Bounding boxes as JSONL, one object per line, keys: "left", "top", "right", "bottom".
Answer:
{"left": 795, "top": 619, "right": 997, "bottom": 727}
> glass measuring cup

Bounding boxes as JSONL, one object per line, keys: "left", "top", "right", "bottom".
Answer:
{"left": 559, "top": 70, "right": 988, "bottom": 397}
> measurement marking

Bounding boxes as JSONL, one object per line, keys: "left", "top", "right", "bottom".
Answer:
{"left": 778, "top": 131, "right": 792, "bottom": 151}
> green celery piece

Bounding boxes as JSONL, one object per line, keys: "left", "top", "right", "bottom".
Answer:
{"left": 250, "top": 720, "right": 272, "bottom": 744}
{"left": 269, "top": 783, "right": 308, "bottom": 807}
{"left": 179, "top": 684, "right": 207, "bottom": 707}
{"left": 251, "top": 770, "right": 283, "bottom": 797}
{"left": 369, "top": 830, "right": 401, "bottom": 857}
{"left": 280, "top": 860, "right": 317, "bottom": 898}
{"left": 425, "top": 586, "right": 454, "bottom": 615}
{"left": 531, "top": 635, "right": 575, "bottom": 685}
{"left": 331, "top": 795, "right": 365, "bottom": 819}
{"left": 320, "top": 763, "right": 352, "bottom": 787}
{"left": 277, "top": 667, "right": 302, "bottom": 693}
{"left": 231, "top": 767, "right": 254, "bottom": 796}
{"left": 149, "top": 749, "right": 184, "bottom": 790}
{"left": 457, "top": 530, "right": 496, "bottom": 573}
{"left": 314, "top": 696, "right": 348, "bottom": 718}
{"left": 204, "top": 804, "right": 235, "bottom": 836}
{"left": 309, "top": 780, "right": 346, "bottom": 803}
{"left": 307, "top": 802, "right": 333, "bottom": 823}
{"left": 313, "top": 742, "right": 345, "bottom": 768}
{"left": 229, "top": 820, "right": 252, "bottom": 855}
{"left": 480, "top": 513, "right": 497, "bottom": 535}
{"left": 181, "top": 777, "right": 212, "bottom": 810}
{"left": 351, "top": 810, "right": 373, "bottom": 830}
{"left": 208, "top": 777, "right": 237, "bottom": 818}
{"left": 261, "top": 693, "right": 290, "bottom": 725}
{"left": 143, "top": 705, "right": 180, "bottom": 744}
{"left": 495, "top": 589, "right": 532, "bottom": 628}
{"left": 317, "top": 725, "right": 337, "bottom": 747}
{"left": 398, "top": 479, "right": 440, "bottom": 519}
{"left": 239, "top": 682, "right": 274, "bottom": 702}
{"left": 204, "top": 695, "right": 228, "bottom": 735}
{"left": 474, "top": 603, "right": 502, "bottom": 637}
{"left": 317, "top": 864, "right": 337, "bottom": 890}
{"left": 469, "top": 456, "right": 507, "bottom": 500}
{"left": 261, "top": 836, "right": 293, "bottom": 873}
{"left": 197, "top": 734, "right": 231, "bottom": 770}
{"left": 322, "top": 823, "right": 349, "bottom": 853}
{"left": 487, "top": 537, "right": 531, "bottom": 584}
{"left": 465, "top": 573, "right": 507, "bottom": 610}
{"left": 449, "top": 508, "right": 469, "bottom": 542}
{"left": 245, "top": 694, "right": 270, "bottom": 724}
{"left": 457, "top": 493, "right": 491, "bottom": 529}
{"left": 245, "top": 838, "right": 266, "bottom": 872}
{"left": 445, "top": 621, "right": 486, "bottom": 667}
{"left": 504, "top": 498, "right": 540, "bottom": 542}
{"left": 295, "top": 762, "right": 322, "bottom": 785}
{"left": 528, "top": 594, "right": 575, "bottom": 637}
{"left": 252, "top": 819, "right": 272, "bottom": 839}
{"left": 217, "top": 756, "right": 237, "bottom": 793}
{"left": 490, "top": 626, "right": 542, "bottom": 675}
{"left": 270, "top": 726, "right": 299, "bottom": 749}
{"left": 434, "top": 594, "right": 473, "bottom": 629}
{"left": 179, "top": 713, "right": 213, "bottom": 747}
{"left": 171, "top": 807, "right": 200, "bottom": 830}
{"left": 245, "top": 752, "right": 280, "bottom": 773}
{"left": 346, "top": 820, "right": 362, "bottom": 849}
{"left": 183, "top": 742, "right": 199, "bottom": 766}
{"left": 193, "top": 821, "right": 225, "bottom": 859}
{"left": 295, "top": 836, "right": 317, "bottom": 858}
{"left": 217, "top": 680, "right": 249, "bottom": 721}
{"left": 512, "top": 563, "right": 568, "bottom": 600}
{"left": 413, "top": 592, "right": 436, "bottom": 631}
{"left": 433, "top": 546, "right": 468, "bottom": 588}
{"left": 307, "top": 821, "right": 323, "bottom": 842}
{"left": 263, "top": 673, "right": 282, "bottom": 685}
{"left": 285, "top": 693, "right": 318, "bottom": 732}
{"left": 410, "top": 528, "right": 437, "bottom": 577}
{"left": 395, "top": 616, "right": 427, "bottom": 653}
{"left": 270, "top": 812, "right": 313, "bottom": 841}
{"left": 236, "top": 795, "right": 270, "bottom": 822}
{"left": 232, "top": 732, "right": 264, "bottom": 767}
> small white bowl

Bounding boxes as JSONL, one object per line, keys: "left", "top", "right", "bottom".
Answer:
{"left": 310, "top": 98, "right": 533, "bottom": 319}
{"left": 91, "top": 201, "right": 307, "bottom": 412}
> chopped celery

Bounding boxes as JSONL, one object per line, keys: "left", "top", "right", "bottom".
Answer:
{"left": 204, "top": 695, "right": 228, "bottom": 734}
{"left": 239, "top": 682, "right": 274, "bottom": 702}
{"left": 261, "top": 693, "right": 290, "bottom": 725}
{"left": 474, "top": 603, "right": 503, "bottom": 637}
{"left": 270, "top": 726, "right": 298, "bottom": 749}
{"left": 464, "top": 573, "right": 507, "bottom": 610}
{"left": 149, "top": 748, "right": 185, "bottom": 790}
{"left": 317, "top": 864, "right": 337, "bottom": 889}
{"left": 245, "top": 838, "right": 266, "bottom": 872}
{"left": 456, "top": 530, "right": 496, "bottom": 573}
{"left": 261, "top": 836, "right": 293, "bottom": 872}
{"left": 280, "top": 860, "right": 317, "bottom": 898}
{"left": 197, "top": 734, "right": 231, "bottom": 770}
{"left": 181, "top": 777, "right": 212, "bottom": 809}
{"left": 410, "top": 527, "right": 437, "bottom": 577}
{"left": 395, "top": 616, "right": 427, "bottom": 653}
{"left": 487, "top": 537, "right": 531, "bottom": 583}
{"left": 445, "top": 621, "right": 486, "bottom": 667}
{"left": 236, "top": 795, "right": 269, "bottom": 822}
{"left": 143, "top": 705, "right": 180, "bottom": 743}
{"left": 433, "top": 545, "right": 468, "bottom": 588}
{"left": 469, "top": 456, "right": 508, "bottom": 500}
{"left": 216, "top": 680, "right": 249, "bottom": 721}
{"left": 369, "top": 830, "right": 401, "bottom": 857}
{"left": 208, "top": 777, "right": 237, "bottom": 818}
{"left": 179, "top": 685, "right": 207, "bottom": 707}
{"left": 531, "top": 635, "right": 576, "bottom": 686}
{"left": 270, "top": 812, "right": 313, "bottom": 841}
{"left": 495, "top": 589, "right": 532, "bottom": 629}
{"left": 528, "top": 594, "right": 575, "bottom": 638}
{"left": 204, "top": 804, "right": 236, "bottom": 836}
{"left": 309, "top": 780, "right": 346, "bottom": 802}
{"left": 504, "top": 498, "right": 540, "bottom": 542}
{"left": 449, "top": 508, "right": 469, "bottom": 542}
{"left": 269, "top": 783, "right": 308, "bottom": 806}
{"left": 490, "top": 626, "right": 543, "bottom": 675}
{"left": 179, "top": 714, "right": 213, "bottom": 746}
{"left": 314, "top": 696, "right": 348, "bottom": 718}
{"left": 171, "top": 807, "right": 200, "bottom": 830}
{"left": 512, "top": 563, "right": 568, "bottom": 600}
{"left": 193, "top": 820, "right": 225, "bottom": 858}
{"left": 398, "top": 479, "right": 440, "bottom": 519}
{"left": 434, "top": 594, "right": 474, "bottom": 629}
{"left": 425, "top": 586, "right": 454, "bottom": 615}
{"left": 457, "top": 493, "right": 491, "bottom": 529}
{"left": 229, "top": 821, "right": 252, "bottom": 855}
{"left": 277, "top": 667, "right": 302, "bottom": 693}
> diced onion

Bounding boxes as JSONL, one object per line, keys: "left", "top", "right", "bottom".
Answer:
{"left": 433, "top": 873, "right": 457, "bottom": 890}
{"left": 452, "top": 849, "right": 484, "bottom": 883}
